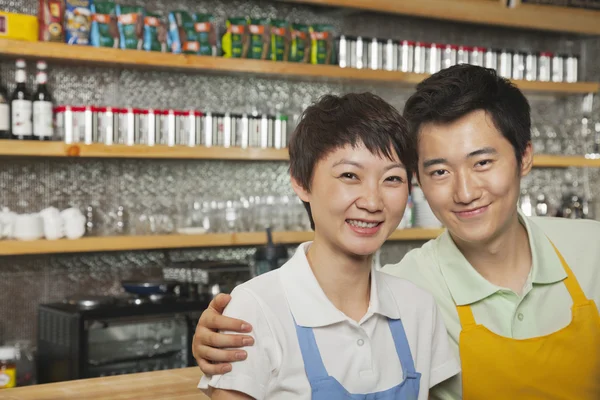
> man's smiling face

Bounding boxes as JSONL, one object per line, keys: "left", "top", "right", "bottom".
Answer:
{"left": 417, "top": 109, "right": 533, "bottom": 245}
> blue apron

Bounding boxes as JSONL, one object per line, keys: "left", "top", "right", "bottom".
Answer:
{"left": 294, "top": 318, "right": 421, "bottom": 399}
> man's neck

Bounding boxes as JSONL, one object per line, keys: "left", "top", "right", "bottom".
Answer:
{"left": 306, "top": 235, "right": 372, "bottom": 322}
{"left": 452, "top": 212, "right": 533, "bottom": 294}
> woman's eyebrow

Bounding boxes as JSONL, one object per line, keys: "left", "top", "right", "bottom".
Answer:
{"left": 332, "top": 159, "right": 363, "bottom": 169}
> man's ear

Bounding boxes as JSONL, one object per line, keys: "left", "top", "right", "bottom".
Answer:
{"left": 291, "top": 176, "right": 310, "bottom": 203}
{"left": 520, "top": 141, "right": 533, "bottom": 177}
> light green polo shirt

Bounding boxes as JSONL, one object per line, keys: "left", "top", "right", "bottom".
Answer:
{"left": 382, "top": 211, "right": 600, "bottom": 400}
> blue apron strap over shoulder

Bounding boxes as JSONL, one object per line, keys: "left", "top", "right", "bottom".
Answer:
{"left": 294, "top": 320, "right": 329, "bottom": 382}
{"left": 388, "top": 319, "right": 418, "bottom": 378}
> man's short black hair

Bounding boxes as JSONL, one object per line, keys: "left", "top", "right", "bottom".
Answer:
{"left": 403, "top": 64, "right": 531, "bottom": 174}
{"left": 289, "top": 92, "right": 414, "bottom": 230}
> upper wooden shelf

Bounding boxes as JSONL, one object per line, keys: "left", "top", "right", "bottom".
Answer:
{"left": 1, "top": 140, "right": 599, "bottom": 168}
{"left": 281, "top": 0, "right": 600, "bottom": 36}
{"left": 0, "top": 140, "right": 289, "bottom": 161}
{"left": 0, "top": 39, "right": 597, "bottom": 94}
{"left": 0, "top": 229, "right": 442, "bottom": 256}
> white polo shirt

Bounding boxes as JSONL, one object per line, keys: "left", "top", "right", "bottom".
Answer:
{"left": 198, "top": 242, "right": 460, "bottom": 400}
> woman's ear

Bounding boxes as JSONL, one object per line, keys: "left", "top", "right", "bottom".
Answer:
{"left": 291, "top": 176, "right": 310, "bottom": 203}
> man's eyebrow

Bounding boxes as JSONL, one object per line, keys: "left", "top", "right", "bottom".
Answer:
{"left": 467, "top": 147, "right": 498, "bottom": 158}
{"left": 422, "top": 147, "right": 498, "bottom": 169}
{"left": 422, "top": 158, "right": 447, "bottom": 169}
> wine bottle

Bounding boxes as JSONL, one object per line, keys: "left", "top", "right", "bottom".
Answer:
{"left": 11, "top": 59, "right": 33, "bottom": 140}
{"left": 33, "top": 61, "right": 54, "bottom": 141}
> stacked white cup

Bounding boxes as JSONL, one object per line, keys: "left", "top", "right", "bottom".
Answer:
{"left": 412, "top": 187, "right": 443, "bottom": 228}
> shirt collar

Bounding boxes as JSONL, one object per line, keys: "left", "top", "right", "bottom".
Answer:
{"left": 280, "top": 242, "right": 400, "bottom": 328}
{"left": 435, "top": 210, "right": 566, "bottom": 306}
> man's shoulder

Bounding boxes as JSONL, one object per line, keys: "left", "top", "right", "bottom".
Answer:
{"left": 375, "top": 268, "right": 436, "bottom": 304}
{"left": 380, "top": 237, "right": 449, "bottom": 296}
{"left": 529, "top": 216, "right": 600, "bottom": 246}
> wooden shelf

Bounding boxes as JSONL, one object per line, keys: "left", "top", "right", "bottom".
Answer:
{"left": 0, "top": 40, "right": 597, "bottom": 94}
{"left": 1, "top": 141, "right": 599, "bottom": 168}
{"left": 0, "top": 140, "right": 289, "bottom": 161}
{"left": 532, "top": 154, "right": 600, "bottom": 168}
{"left": 0, "top": 229, "right": 443, "bottom": 256}
{"left": 281, "top": 0, "right": 600, "bottom": 35}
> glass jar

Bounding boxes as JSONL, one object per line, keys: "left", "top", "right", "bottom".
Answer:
{"left": 0, "top": 346, "right": 17, "bottom": 389}
{"left": 5, "top": 340, "right": 35, "bottom": 386}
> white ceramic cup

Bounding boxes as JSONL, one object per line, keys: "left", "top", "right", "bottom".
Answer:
{"left": 12, "top": 213, "right": 45, "bottom": 241}
{"left": 39, "top": 207, "right": 64, "bottom": 240}
{"left": 61, "top": 208, "right": 86, "bottom": 240}
{"left": 0, "top": 208, "right": 16, "bottom": 239}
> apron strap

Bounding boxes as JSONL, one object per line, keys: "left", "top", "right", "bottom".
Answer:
{"left": 456, "top": 304, "right": 477, "bottom": 328}
{"left": 293, "top": 320, "right": 329, "bottom": 381}
{"left": 548, "top": 241, "right": 589, "bottom": 306}
{"left": 388, "top": 318, "right": 418, "bottom": 376}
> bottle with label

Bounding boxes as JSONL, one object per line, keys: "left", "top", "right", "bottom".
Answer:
{"left": 11, "top": 59, "right": 33, "bottom": 140}
{"left": 0, "top": 68, "right": 9, "bottom": 139}
{"left": 0, "top": 346, "right": 17, "bottom": 389}
{"left": 33, "top": 61, "right": 54, "bottom": 141}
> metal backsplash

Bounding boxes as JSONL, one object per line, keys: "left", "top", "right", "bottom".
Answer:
{"left": 0, "top": 0, "right": 599, "bottom": 343}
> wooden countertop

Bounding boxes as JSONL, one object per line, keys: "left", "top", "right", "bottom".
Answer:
{"left": 0, "top": 368, "right": 208, "bottom": 400}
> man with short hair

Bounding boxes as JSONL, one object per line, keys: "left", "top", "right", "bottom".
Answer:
{"left": 192, "top": 65, "right": 600, "bottom": 399}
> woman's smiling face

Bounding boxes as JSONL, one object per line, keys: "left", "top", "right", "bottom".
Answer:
{"left": 293, "top": 142, "right": 409, "bottom": 257}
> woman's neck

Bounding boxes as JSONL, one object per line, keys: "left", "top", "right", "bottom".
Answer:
{"left": 452, "top": 211, "right": 533, "bottom": 294}
{"left": 306, "top": 236, "right": 372, "bottom": 322}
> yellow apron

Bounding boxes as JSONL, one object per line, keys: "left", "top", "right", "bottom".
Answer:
{"left": 456, "top": 243, "right": 600, "bottom": 400}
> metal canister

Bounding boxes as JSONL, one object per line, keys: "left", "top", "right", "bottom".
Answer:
{"left": 498, "top": 49, "right": 513, "bottom": 79}
{"left": 96, "top": 106, "right": 117, "bottom": 145}
{"left": 552, "top": 53, "right": 564, "bottom": 82}
{"left": 82, "top": 106, "right": 96, "bottom": 144}
{"left": 512, "top": 52, "right": 526, "bottom": 80}
{"left": 222, "top": 112, "right": 235, "bottom": 148}
{"left": 212, "top": 113, "right": 225, "bottom": 147}
{"left": 485, "top": 48, "right": 498, "bottom": 71}
{"left": 538, "top": 52, "right": 552, "bottom": 82}
{"left": 442, "top": 44, "right": 457, "bottom": 70}
{"left": 54, "top": 106, "right": 69, "bottom": 143}
{"left": 525, "top": 52, "right": 538, "bottom": 81}
{"left": 336, "top": 35, "right": 350, "bottom": 68}
{"left": 368, "top": 38, "right": 383, "bottom": 70}
{"left": 248, "top": 114, "right": 260, "bottom": 148}
{"left": 457, "top": 45, "right": 470, "bottom": 65}
{"left": 414, "top": 41, "right": 428, "bottom": 74}
{"left": 180, "top": 110, "right": 200, "bottom": 147}
{"left": 154, "top": 109, "right": 169, "bottom": 146}
{"left": 69, "top": 106, "right": 87, "bottom": 144}
{"left": 234, "top": 113, "right": 250, "bottom": 148}
{"left": 138, "top": 109, "right": 155, "bottom": 146}
{"left": 383, "top": 39, "right": 399, "bottom": 71}
{"left": 469, "top": 46, "right": 485, "bottom": 67}
{"left": 228, "top": 114, "right": 240, "bottom": 148}
{"left": 428, "top": 43, "right": 442, "bottom": 74}
{"left": 399, "top": 40, "right": 415, "bottom": 73}
{"left": 115, "top": 108, "right": 139, "bottom": 146}
{"left": 274, "top": 114, "right": 288, "bottom": 149}
{"left": 164, "top": 109, "right": 179, "bottom": 147}
{"left": 355, "top": 36, "right": 368, "bottom": 69}
{"left": 565, "top": 54, "right": 579, "bottom": 83}
{"left": 260, "top": 114, "right": 274, "bottom": 149}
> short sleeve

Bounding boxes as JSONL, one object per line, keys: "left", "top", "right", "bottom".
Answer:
{"left": 198, "top": 286, "right": 278, "bottom": 400}
{"left": 428, "top": 301, "right": 461, "bottom": 388}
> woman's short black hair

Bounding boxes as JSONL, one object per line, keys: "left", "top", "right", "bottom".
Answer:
{"left": 403, "top": 64, "right": 531, "bottom": 173}
{"left": 289, "top": 92, "right": 413, "bottom": 230}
